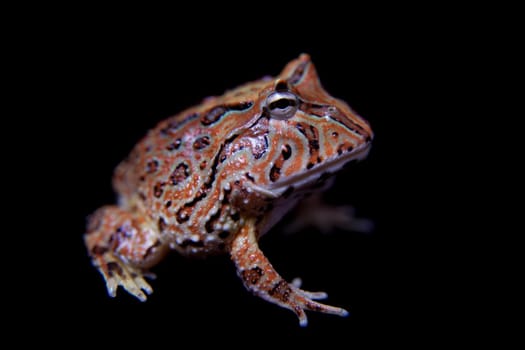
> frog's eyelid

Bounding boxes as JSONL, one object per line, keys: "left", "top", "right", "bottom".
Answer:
{"left": 265, "top": 91, "right": 299, "bottom": 120}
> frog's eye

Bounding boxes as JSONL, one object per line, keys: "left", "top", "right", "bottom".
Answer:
{"left": 265, "top": 91, "right": 299, "bottom": 119}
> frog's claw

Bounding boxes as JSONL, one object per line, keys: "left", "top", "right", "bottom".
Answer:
{"left": 90, "top": 253, "right": 154, "bottom": 301}
{"left": 231, "top": 219, "right": 349, "bottom": 327}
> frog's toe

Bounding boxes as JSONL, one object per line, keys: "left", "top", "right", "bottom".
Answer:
{"left": 91, "top": 254, "right": 153, "bottom": 302}
{"left": 291, "top": 292, "right": 349, "bottom": 327}
{"left": 291, "top": 278, "right": 328, "bottom": 300}
{"left": 289, "top": 279, "right": 348, "bottom": 326}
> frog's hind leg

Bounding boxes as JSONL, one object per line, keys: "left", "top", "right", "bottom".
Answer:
{"left": 230, "top": 219, "right": 348, "bottom": 327}
{"left": 84, "top": 205, "right": 168, "bottom": 301}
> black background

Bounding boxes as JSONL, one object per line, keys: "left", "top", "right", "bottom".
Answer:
{"left": 17, "top": 11, "right": 465, "bottom": 347}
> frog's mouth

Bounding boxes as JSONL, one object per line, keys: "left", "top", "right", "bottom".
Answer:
{"left": 267, "top": 143, "right": 372, "bottom": 194}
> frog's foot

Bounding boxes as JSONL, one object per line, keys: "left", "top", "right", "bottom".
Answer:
{"left": 231, "top": 221, "right": 348, "bottom": 327}
{"left": 284, "top": 283, "right": 348, "bottom": 327}
{"left": 284, "top": 193, "right": 374, "bottom": 234}
{"left": 84, "top": 205, "right": 166, "bottom": 302}
{"left": 90, "top": 253, "right": 154, "bottom": 302}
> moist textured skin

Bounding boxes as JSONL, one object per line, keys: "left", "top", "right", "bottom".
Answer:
{"left": 84, "top": 54, "right": 373, "bottom": 326}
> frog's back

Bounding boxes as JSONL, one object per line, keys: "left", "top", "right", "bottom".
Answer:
{"left": 112, "top": 79, "right": 268, "bottom": 212}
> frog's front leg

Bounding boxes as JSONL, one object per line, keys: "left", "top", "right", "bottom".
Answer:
{"left": 230, "top": 219, "right": 348, "bottom": 326}
{"left": 84, "top": 205, "right": 168, "bottom": 301}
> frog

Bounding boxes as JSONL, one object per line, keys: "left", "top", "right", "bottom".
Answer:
{"left": 84, "top": 53, "right": 373, "bottom": 326}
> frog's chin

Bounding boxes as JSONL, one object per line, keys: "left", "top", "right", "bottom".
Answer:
{"left": 267, "top": 143, "right": 372, "bottom": 194}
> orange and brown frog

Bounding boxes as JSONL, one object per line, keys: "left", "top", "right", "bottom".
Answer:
{"left": 84, "top": 54, "right": 373, "bottom": 326}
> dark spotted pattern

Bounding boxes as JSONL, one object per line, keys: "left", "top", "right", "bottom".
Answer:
{"left": 281, "top": 144, "right": 292, "bottom": 160}
{"left": 242, "top": 266, "right": 264, "bottom": 285}
{"left": 146, "top": 159, "right": 159, "bottom": 174}
{"left": 296, "top": 122, "right": 321, "bottom": 168}
{"left": 201, "top": 106, "right": 226, "bottom": 126}
{"left": 91, "top": 245, "right": 108, "bottom": 255}
{"left": 153, "top": 182, "right": 166, "bottom": 198}
{"left": 173, "top": 144, "right": 226, "bottom": 225}
{"left": 166, "top": 138, "right": 182, "bottom": 151}
{"left": 193, "top": 136, "right": 211, "bottom": 150}
{"left": 268, "top": 280, "right": 292, "bottom": 302}
{"left": 200, "top": 102, "right": 253, "bottom": 126}
{"left": 304, "top": 103, "right": 369, "bottom": 140}
{"left": 107, "top": 262, "right": 123, "bottom": 277}
{"left": 269, "top": 144, "right": 292, "bottom": 182}
{"left": 337, "top": 143, "right": 354, "bottom": 156}
{"left": 158, "top": 216, "right": 167, "bottom": 232}
{"left": 176, "top": 206, "right": 191, "bottom": 223}
{"left": 170, "top": 163, "right": 190, "bottom": 186}
{"left": 205, "top": 207, "right": 222, "bottom": 233}
{"left": 202, "top": 144, "right": 224, "bottom": 189}
{"left": 269, "top": 164, "right": 281, "bottom": 182}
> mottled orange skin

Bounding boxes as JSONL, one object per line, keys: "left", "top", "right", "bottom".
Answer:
{"left": 84, "top": 54, "right": 373, "bottom": 326}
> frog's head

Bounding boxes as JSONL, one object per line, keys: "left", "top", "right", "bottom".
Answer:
{"left": 255, "top": 53, "right": 374, "bottom": 193}
{"left": 213, "top": 53, "right": 372, "bottom": 205}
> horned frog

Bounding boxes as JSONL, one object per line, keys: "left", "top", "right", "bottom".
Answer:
{"left": 84, "top": 54, "right": 373, "bottom": 326}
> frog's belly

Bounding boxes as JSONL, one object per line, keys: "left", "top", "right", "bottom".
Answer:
{"left": 167, "top": 236, "right": 229, "bottom": 257}
{"left": 163, "top": 215, "right": 239, "bottom": 257}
